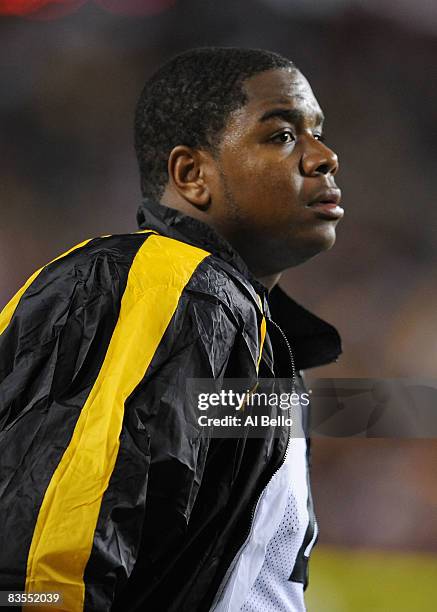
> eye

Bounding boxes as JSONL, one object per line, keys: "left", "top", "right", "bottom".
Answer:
{"left": 314, "top": 133, "right": 326, "bottom": 143}
{"left": 271, "top": 130, "right": 295, "bottom": 144}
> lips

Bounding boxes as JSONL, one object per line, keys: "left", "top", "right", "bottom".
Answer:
{"left": 307, "top": 188, "right": 344, "bottom": 220}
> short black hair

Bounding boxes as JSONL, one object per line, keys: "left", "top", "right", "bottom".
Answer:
{"left": 134, "top": 47, "right": 294, "bottom": 201}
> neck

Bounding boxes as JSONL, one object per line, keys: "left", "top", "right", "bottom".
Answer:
{"left": 256, "top": 273, "right": 282, "bottom": 292}
{"left": 159, "top": 194, "right": 282, "bottom": 292}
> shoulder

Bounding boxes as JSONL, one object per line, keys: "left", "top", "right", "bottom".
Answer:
{"left": 1, "top": 231, "right": 261, "bottom": 349}
{"left": 0, "top": 233, "right": 141, "bottom": 323}
{"left": 10, "top": 230, "right": 257, "bottom": 305}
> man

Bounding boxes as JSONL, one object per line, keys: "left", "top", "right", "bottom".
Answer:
{"left": 0, "top": 48, "right": 342, "bottom": 611}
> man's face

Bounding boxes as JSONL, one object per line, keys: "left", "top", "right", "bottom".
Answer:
{"left": 210, "top": 68, "right": 342, "bottom": 277}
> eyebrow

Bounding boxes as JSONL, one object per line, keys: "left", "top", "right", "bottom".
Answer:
{"left": 259, "top": 107, "right": 325, "bottom": 127}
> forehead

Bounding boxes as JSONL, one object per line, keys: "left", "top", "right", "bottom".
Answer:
{"left": 231, "top": 68, "right": 323, "bottom": 129}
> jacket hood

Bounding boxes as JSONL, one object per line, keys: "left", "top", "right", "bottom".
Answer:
{"left": 137, "top": 198, "right": 342, "bottom": 370}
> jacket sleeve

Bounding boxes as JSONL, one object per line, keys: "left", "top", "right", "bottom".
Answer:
{"left": 0, "top": 245, "right": 135, "bottom": 609}
{"left": 0, "top": 242, "right": 242, "bottom": 612}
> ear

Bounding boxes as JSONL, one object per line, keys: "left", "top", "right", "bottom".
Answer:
{"left": 167, "top": 145, "right": 212, "bottom": 209}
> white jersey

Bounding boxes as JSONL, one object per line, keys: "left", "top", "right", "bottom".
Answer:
{"left": 211, "top": 406, "right": 317, "bottom": 612}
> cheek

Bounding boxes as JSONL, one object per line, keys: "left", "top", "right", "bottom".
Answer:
{"left": 242, "top": 160, "right": 298, "bottom": 196}
{"left": 258, "top": 158, "right": 302, "bottom": 194}
{"left": 221, "top": 153, "right": 303, "bottom": 220}
{"left": 252, "top": 170, "right": 304, "bottom": 222}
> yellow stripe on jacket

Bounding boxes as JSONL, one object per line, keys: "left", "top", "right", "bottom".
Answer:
{"left": 256, "top": 294, "right": 266, "bottom": 373}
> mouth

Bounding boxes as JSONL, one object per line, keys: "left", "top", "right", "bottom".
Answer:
{"left": 306, "top": 188, "right": 344, "bottom": 220}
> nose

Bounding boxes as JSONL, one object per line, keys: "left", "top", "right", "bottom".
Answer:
{"left": 301, "top": 139, "right": 339, "bottom": 176}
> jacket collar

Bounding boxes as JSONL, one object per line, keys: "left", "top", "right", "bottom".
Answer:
{"left": 137, "top": 197, "right": 262, "bottom": 286}
{"left": 136, "top": 198, "right": 342, "bottom": 370}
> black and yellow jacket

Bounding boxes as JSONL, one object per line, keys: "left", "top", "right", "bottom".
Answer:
{"left": 0, "top": 199, "right": 341, "bottom": 611}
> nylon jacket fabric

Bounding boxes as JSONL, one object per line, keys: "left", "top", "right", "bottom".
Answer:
{"left": 0, "top": 199, "right": 341, "bottom": 611}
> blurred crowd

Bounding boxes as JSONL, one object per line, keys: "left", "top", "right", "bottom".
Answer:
{"left": 1, "top": 0, "right": 436, "bottom": 557}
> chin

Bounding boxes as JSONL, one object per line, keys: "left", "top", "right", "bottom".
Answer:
{"left": 318, "top": 226, "right": 337, "bottom": 251}
{"left": 253, "top": 226, "right": 338, "bottom": 274}
{"left": 288, "top": 226, "right": 337, "bottom": 265}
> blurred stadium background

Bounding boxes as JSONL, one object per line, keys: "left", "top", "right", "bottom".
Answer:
{"left": 1, "top": 1, "right": 436, "bottom": 609}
